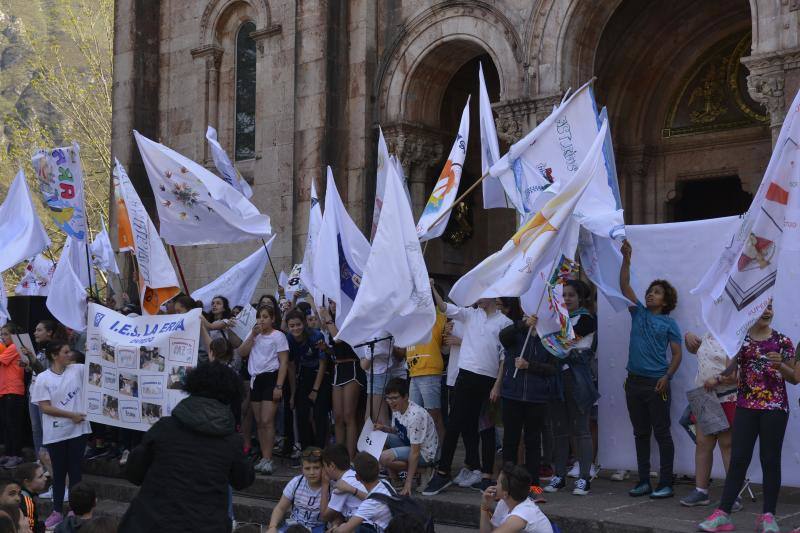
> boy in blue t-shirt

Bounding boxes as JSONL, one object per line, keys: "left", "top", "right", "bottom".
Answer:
{"left": 620, "top": 240, "right": 682, "bottom": 499}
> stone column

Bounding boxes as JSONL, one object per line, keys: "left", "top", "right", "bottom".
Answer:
{"left": 383, "top": 123, "right": 444, "bottom": 219}
{"left": 493, "top": 94, "right": 561, "bottom": 143}
{"left": 620, "top": 150, "right": 652, "bottom": 225}
{"left": 741, "top": 48, "right": 800, "bottom": 144}
{"left": 189, "top": 45, "right": 223, "bottom": 165}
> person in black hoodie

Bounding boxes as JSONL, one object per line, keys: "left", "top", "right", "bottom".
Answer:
{"left": 119, "top": 362, "right": 255, "bottom": 533}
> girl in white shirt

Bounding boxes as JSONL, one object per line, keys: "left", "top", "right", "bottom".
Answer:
{"left": 239, "top": 305, "right": 289, "bottom": 475}
{"left": 480, "top": 463, "right": 553, "bottom": 533}
{"left": 31, "top": 341, "right": 91, "bottom": 529}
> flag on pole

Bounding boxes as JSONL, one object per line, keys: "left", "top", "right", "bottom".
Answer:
{"left": 134, "top": 131, "right": 271, "bottom": 245}
{"left": 115, "top": 160, "right": 181, "bottom": 315}
{"left": 371, "top": 128, "right": 393, "bottom": 240}
{"left": 337, "top": 150, "right": 435, "bottom": 347}
{"left": 90, "top": 216, "right": 120, "bottom": 275}
{"left": 31, "top": 144, "right": 88, "bottom": 240}
{"left": 416, "top": 98, "right": 470, "bottom": 242}
{"left": 300, "top": 176, "right": 324, "bottom": 306}
{"left": 479, "top": 63, "right": 508, "bottom": 209}
{"left": 449, "top": 120, "right": 608, "bottom": 305}
{"left": 0, "top": 279, "right": 8, "bottom": 328}
{"left": 191, "top": 237, "right": 274, "bottom": 311}
{"left": 206, "top": 125, "right": 254, "bottom": 199}
{"left": 0, "top": 169, "right": 51, "bottom": 272}
{"left": 15, "top": 254, "right": 56, "bottom": 296}
{"left": 114, "top": 176, "right": 135, "bottom": 253}
{"left": 311, "top": 168, "right": 371, "bottom": 327}
{"left": 46, "top": 236, "right": 89, "bottom": 331}
{"left": 389, "top": 155, "right": 412, "bottom": 207}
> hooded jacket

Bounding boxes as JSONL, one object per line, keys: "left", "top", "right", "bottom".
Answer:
{"left": 499, "top": 320, "right": 559, "bottom": 404}
{"left": 118, "top": 395, "right": 254, "bottom": 533}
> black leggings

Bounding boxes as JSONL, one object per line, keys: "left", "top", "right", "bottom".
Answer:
{"left": 720, "top": 407, "right": 788, "bottom": 514}
{"left": 0, "top": 394, "right": 26, "bottom": 457}
{"left": 295, "top": 367, "right": 331, "bottom": 449}
{"left": 46, "top": 434, "right": 88, "bottom": 513}
{"left": 502, "top": 398, "right": 547, "bottom": 486}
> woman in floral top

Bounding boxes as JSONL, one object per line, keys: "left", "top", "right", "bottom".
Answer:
{"left": 699, "top": 304, "right": 798, "bottom": 533}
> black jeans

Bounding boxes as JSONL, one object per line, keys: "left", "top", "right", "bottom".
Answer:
{"left": 295, "top": 366, "right": 331, "bottom": 449}
{"left": 0, "top": 394, "right": 26, "bottom": 457}
{"left": 551, "top": 371, "right": 593, "bottom": 479}
{"left": 502, "top": 398, "right": 547, "bottom": 486}
{"left": 720, "top": 407, "right": 788, "bottom": 514}
{"left": 46, "top": 434, "right": 88, "bottom": 513}
{"left": 438, "top": 370, "right": 495, "bottom": 475}
{"left": 624, "top": 374, "right": 674, "bottom": 487}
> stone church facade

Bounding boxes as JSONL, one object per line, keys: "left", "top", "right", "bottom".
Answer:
{"left": 111, "top": 0, "right": 800, "bottom": 293}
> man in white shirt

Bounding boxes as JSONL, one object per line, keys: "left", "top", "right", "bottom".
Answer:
{"left": 321, "top": 444, "right": 368, "bottom": 525}
{"left": 329, "top": 453, "right": 393, "bottom": 533}
{"left": 423, "top": 286, "right": 511, "bottom": 496}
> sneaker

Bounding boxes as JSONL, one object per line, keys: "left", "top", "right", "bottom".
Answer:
{"left": 698, "top": 509, "right": 734, "bottom": 532}
{"left": 567, "top": 463, "right": 579, "bottom": 478}
{"left": 757, "top": 513, "right": 780, "bottom": 533}
{"left": 261, "top": 459, "right": 273, "bottom": 475}
{"left": 628, "top": 482, "right": 652, "bottom": 497}
{"left": 731, "top": 497, "right": 743, "bottom": 513}
{"left": 3, "top": 456, "right": 22, "bottom": 468}
{"left": 543, "top": 476, "right": 565, "bottom": 493}
{"left": 452, "top": 467, "right": 471, "bottom": 486}
{"left": 119, "top": 449, "right": 130, "bottom": 466}
{"left": 39, "top": 488, "right": 52, "bottom": 500}
{"left": 84, "top": 447, "right": 109, "bottom": 461}
{"left": 610, "top": 469, "right": 629, "bottom": 481}
{"left": 573, "top": 478, "right": 590, "bottom": 496}
{"left": 456, "top": 469, "right": 482, "bottom": 488}
{"left": 529, "top": 485, "right": 547, "bottom": 504}
{"left": 650, "top": 485, "right": 674, "bottom": 499}
{"left": 254, "top": 458, "right": 266, "bottom": 473}
{"left": 590, "top": 463, "right": 601, "bottom": 479}
{"left": 680, "top": 489, "right": 711, "bottom": 507}
{"left": 421, "top": 472, "right": 452, "bottom": 496}
{"left": 471, "top": 478, "right": 494, "bottom": 492}
{"left": 44, "top": 511, "right": 63, "bottom": 529}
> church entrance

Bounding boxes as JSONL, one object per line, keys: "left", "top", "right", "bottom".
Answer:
{"left": 669, "top": 176, "right": 753, "bottom": 222}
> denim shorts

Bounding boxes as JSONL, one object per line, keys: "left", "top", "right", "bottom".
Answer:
{"left": 386, "top": 433, "right": 433, "bottom": 465}
{"left": 409, "top": 375, "right": 441, "bottom": 409}
{"left": 366, "top": 371, "right": 389, "bottom": 396}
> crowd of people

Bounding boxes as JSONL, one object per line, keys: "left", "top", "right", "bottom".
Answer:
{"left": 0, "top": 239, "right": 797, "bottom": 532}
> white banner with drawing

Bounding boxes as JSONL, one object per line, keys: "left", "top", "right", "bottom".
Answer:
{"left": 84, "top": 303, "right": 201, "bottom": 431}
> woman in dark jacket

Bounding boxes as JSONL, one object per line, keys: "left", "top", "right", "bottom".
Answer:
{"left": 119, "top": 362, "right": 255, "bottom": 533}
{"left": 496, "top": 314, "right": 558, "bottom": 489}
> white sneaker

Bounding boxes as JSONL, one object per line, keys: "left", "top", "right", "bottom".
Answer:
{"left": 567, "top": 463, "right": 579, "bottom": 478}
{"left": 261, "top": 459, "right": 273, "bottom": 475}
{"left": 590, "top": 463, "right": 600, "bottom": 479}
{"left": 119, "top": 450, "right": 130, "bottom": 466}
{"left": 610, "top": 469, "right": 629, "bottom": 481}
{"left": 254, "top": 458, "right": 266, "bottom": 473}
{"left": 452, "top": 467, "right": 471, "bottom": 486}
{"left": 457, "top": 469, "right": 482, "bottom": 488}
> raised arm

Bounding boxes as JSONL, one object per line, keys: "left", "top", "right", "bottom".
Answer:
{"left": 619, "top": 240, "right": 638, "bottom": 306}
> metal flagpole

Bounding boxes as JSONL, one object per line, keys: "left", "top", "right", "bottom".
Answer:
{"left": 261, "top": 238, "right": 280, "bottom": 284}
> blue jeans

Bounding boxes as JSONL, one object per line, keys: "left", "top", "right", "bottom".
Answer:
{"left": 385, "top": 433, "right": 432, "bottom": 466}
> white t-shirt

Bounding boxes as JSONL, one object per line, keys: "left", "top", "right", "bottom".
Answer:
{"left": 359, "top": 334, "right": 393, "bottom": 375}
{"left": 446, "top": 304, "right": 511, "bottom": 378}
{"left": 695, "top": 334, "right": 737, "bottom": 403}
{"left": 354, "top": 481, "right": 393, "bottom": 532}
{"left": 491, "top": 498, "right": 553, "bottom": 533}
{"left": 328, "top": 469, "right": 367, "bottom": 520}
{"left": 282, "top": 475, "right": 325, "bottom": 529}
{"left": 247, "top": 330, "right": 289, "bottom": 379}
{"left": 392, "top": 401, "right": 438, "bottom": 463}
{"left": 30, "top": 364, "right": 92, "bottom": 445}
{"left": 446, "top": 320, "right": 464, "bottom": 387}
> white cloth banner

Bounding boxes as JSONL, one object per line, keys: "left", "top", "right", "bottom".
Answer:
{"left": 46, "top": 237, "right": 90, "bottom": 332}
{"left": 300, "top": 178, "right": 324, "bottom": 306}
{"left": 90, "top": 216, "right": 120, "bottom": 275}
{"left": 597, "top": 216, "right": 800, "bottom": 486}
{"left": 0, "top": 170, "right": 51, "bottom": 272}
{"left": 479, "top": 63, "right": 508, "bottom": 210}
{"left": 206, "top": 125, "right": 254, "bottom": 199}
{"left": 15, "top": 254, "right": 56, "bottom": 296}
{"left": 371, "top": 128, "right": 392, "bottom": 240}
{"left": 31, "top": 144, "right": 88, "bottom": 240}
{"left": 84, "top": 303, "right": 201, "bottom": 431}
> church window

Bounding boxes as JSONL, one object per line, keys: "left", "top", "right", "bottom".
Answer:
{"left": 235, "top": 21, "right": 257, "bottom": 160}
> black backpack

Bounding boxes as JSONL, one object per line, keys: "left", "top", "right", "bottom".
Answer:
{"left": 366, "top": 480, "right": 435, "bottom": 533}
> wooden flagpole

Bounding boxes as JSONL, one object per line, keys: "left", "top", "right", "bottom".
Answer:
{"left": 169, "top": 245, "right": 190, "bottom": 294}
{"left": 426, "top": 169, "right": 491, "bottom": 232}
{"left": 261, "top": 238, "right": 280, "bottom": 285}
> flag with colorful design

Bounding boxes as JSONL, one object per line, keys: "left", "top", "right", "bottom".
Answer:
{"left": 15, "top": 254, "right": 56, "bottom": 296}
{"left": 549, "top": 255, "right": 580, "bottom": 285}
{"left": 31, "top": 143, "right": 87, "bottom": 240}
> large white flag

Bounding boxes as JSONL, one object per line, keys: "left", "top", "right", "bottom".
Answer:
{"left": 693, "top": 89, "right": 800, "bottom": 355}
{"left": 416, "top": 98, "right": 470, "bottom": 242}
{"left": 46, "top": 236, "right": 89, "bottom": 331}
{"left": 450, "top": 121, "right": 607, "bottom": 305}
{"left": 311, "top": 168, "right": 371, "bottom": 327}
{"left": 15, "top": 254, "right": 56, "bottom": 296}
{"left": 206, "top": 125, "right": 254, "bottom": 199}
{"left": 478, "top": 63, "right": 508, "bottom": 210}
{"left": 134, "top": 131, "right": 270, "bottom": 245}
{"left": 0, "top": 170, "right": 51, "bottom": 272}
{"left": 115, "top": 160, "right": 181, "bottom": 315}
{"left": 191, "top": 236, "right": 274, "bottom": 311}
{"left": 337, "top": 153, "right": 435, "bottom": 347}
{"left": 371, "top": 128, "right": 393, "bottom": 240}
{"left": 299, "top": 175, "right": 324, "bottom": 306}
{"left": 90, "top": 216, "right": 120, "bottom": 275}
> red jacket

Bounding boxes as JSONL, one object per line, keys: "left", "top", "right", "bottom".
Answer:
{"left": 0, "top": 343, "right": 25, "bottom": 396}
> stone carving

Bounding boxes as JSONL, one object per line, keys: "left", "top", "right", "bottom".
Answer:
{"left": 382, "top": 123, "right": 444, "bottom": 171}
{"left": 493, "top": 95, "right": 560, "bottom": 144}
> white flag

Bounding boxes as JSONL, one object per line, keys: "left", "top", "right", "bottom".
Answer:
{"left": 0, "top": 170, "right": 51, "bottom": 272}
{"left": 299, "top": 177, "right": 324, "bottom": 306}
{"left": 479, "top": 63, "right": 508, "bottom": 210}
{"left": 134, "top": 131, "right": 271, "bottom": 245}
{"left": 0, "top": 279, "right": 8, "bottom": 327}
{"left": 311, "top": 168, "right": 371, "bottom": 327}
{"left": 191, "top": 237, "right": 273, "bottom": 311}
{"left": 578, "top": 228, "right": 632, "bottom": 312}
{"left": 115, "top": 160, "right": 181, "bottom": 315}
{"left": 15, "top": 254, "right": 56, "bottom": 296}
{"left": 416, "top": 98, "right": 470, "bottom": 242}
{"left": 337, "top": 154, "right": 435, "bottom": 347}
{"left": 90, "top": 216, "right": 120, "bottom": 275}
{"left": 371, "top": 128, "right": 393, "bottom": 240}
{"left": 389, "top": 155, "right": 412, "bottom": 207}
{"left": 31, "top": 144, "right": 88, "bottom": 240}
{"left": 46, "top": 236, "right": 88, "bottom": 331}
{"left": 206, "top": 125, "right": 254, "bottom": 199}
{"left": 450, "top": 121, "right": 607, "bottom": 305}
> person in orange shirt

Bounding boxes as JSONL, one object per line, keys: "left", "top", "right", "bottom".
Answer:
{"left": 0, "top": 325, "right": 27, "bottom": 467}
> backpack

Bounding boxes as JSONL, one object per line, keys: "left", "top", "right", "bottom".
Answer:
{"left": 366, "top": 481, "right": 435, "bottom": 533}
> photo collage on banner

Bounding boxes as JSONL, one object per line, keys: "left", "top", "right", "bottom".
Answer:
{"left": 84, "top": 303, "right": 201, "bottom": 431}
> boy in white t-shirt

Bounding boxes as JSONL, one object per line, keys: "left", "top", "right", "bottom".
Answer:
{"left": 480, "top": 463, "right": 553, "bottom": 533}
{"left": 329, "top": 453, "right": 393, "bottom": 533}
{"left": 321, "top": 444, "right": 367, "bottom": 526}
{"left": 266, "top": 447, "right": 328, "bottom": 533}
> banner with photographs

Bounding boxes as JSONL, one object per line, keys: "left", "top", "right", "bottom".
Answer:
{"left": 84, "top": 303, "right": 201, "bottom": 431}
